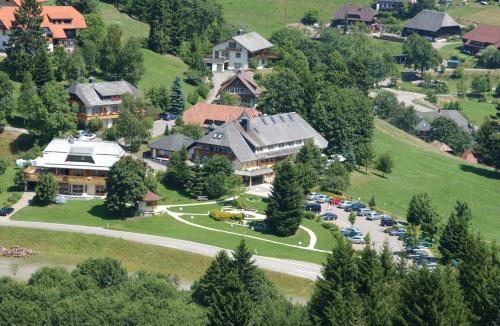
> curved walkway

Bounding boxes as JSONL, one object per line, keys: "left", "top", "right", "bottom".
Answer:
{"left": 164, "top": 203, "right": 321, "bottom": 251}
{"left": 0, "top": 220, "right": 321, "bottom": 280}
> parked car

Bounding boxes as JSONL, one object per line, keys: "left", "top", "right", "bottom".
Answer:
{"left": 0, "top": 207, "right": 14, "bottom": 216}
{"left": 366, "top": 212, "right": 382, "bottom": 221}
{"left": 306, "top": 192, "right": 320, "bottom": 200}
{"left": 78, "top": 130, "right": 96, "bottom": 141}
{"left": 389, "top": 228, "right": 407, "bottom": 236}
{"left": 345, "top": 203, "right": 366, "bottom": 212}
{"left": 320, "top": 212, "right": 338, "bottom": 221}
{"left": 338, "top": 201, "right": 352, "bottom": 209}
{"left": 315, "top": 195, "right": 331, "bottom": 203}
{"left": 304, "top": 203, "right": 321, "bottom": 213}
{"left": 330, "top": 197, "right": 342, "bottom": 206}
{"left": 161, "top": 113, "right": 177, "bottom": 120}
{"left": 380, "top": 216, "right": 396, "bottom": 227}
{"left": 357, "top": 208, "right": 371, "bottom": 216}
{"left": 341, "top": 227, "right": 360, "bottom": 236}
{"left": 348, "top": 235, "right": 365, "bottom": 244}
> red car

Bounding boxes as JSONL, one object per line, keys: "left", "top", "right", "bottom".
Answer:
{"left": 330, "top": 197, "right": 342, "bottom": 205}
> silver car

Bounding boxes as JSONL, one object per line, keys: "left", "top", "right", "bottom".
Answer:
{"left": 348, "top": 235, "right": 365, "bottom": 244}
{"left": 366, "top": 212, "right": 382, "bottom": 220}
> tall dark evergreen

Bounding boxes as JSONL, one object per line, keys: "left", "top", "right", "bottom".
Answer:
{"left": 6, "top": 0, "right": 45, "bottom": 79}
{"left": 308, "top": 238, "right": 363, "bottom": 326}
{"left": 147, "top": 0, "right": 172, "bottom": 54}
{"left": 379, "top": 241, "right": 396, "bottom": 282}
{"left": 439, "top": 201, "right": 473, "bottom": 264}
{"left": 265, "top": 159, "right": 304, "bottom": 236}
{"left": 169, "top": 76, "right": 185, "bottom": 115}
{"left": 186, "top": 160, "right": 206, "bottom": 198}
{"left": 396, "top": 266, "right": 470, "bottom": 325}
{"left": 458, "top": 233, "right": 500, "bottom": 325}
{"left": 164, "top": 146, "right": 190, "bottom": 188}
{"left": 32, "top": 47, "right": 54, "bottom": 87}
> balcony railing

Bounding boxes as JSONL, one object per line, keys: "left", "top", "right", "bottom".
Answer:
{"left": 25, "top": 169, "right": 107, "bottom": 186}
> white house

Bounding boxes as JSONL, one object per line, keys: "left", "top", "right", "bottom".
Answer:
{"left": 24, "top": 138, "right": 125, "bottom": 197}
{"left": 204, "top": 31, "right": 273, "bottom": 72}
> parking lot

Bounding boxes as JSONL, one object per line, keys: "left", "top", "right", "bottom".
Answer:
{"left": 316, "top": 203, "right": 404, "bottom": 254}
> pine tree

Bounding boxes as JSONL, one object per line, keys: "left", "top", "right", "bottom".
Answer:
{"left": 369, "top": 195, "right": 376, "bottom": 209}
{"left": 458, "top": 233, "right": 500, "bottom": 325}
{"left": 343, "top": 143, "right": 357, "bottom": 171}
{"left": 32, "top": 48, "right": 54, "bottom": 87}
{"left": 379, "top": 241, "right": 396, "bottom": 282}
{"left": 356, "top": 236, "right": 392, "bottom": 326}
{"left": 208, "top": 271, "right": 255, "bottom": 326}
{"left": 6, "top": 0, "right": 45, "bottom": 79}
{"left": 439, "top": 201, "right": 473, "bottom": 264}
{"left": 265, "top": 159, "right": 304, "bottom": 236}
{"left": 169, "top": 76, "right": 185, "bottom": 115}
{"left": 397, "top": 266, "right": 471, "bottom": 325}
{"left": 164, "top": 146, "right": 191, "bottom": 189}
{"left": 308, "top": 238, "right": 363, "bottom": 326}
{"left": 17, "top": 73, "right": 42, "bottom": 126}
{"left": 191, "top": 250, "right": 234, "bottom": 306}
{"left": 186, "top": 160, "right": 206, "bottom": 198}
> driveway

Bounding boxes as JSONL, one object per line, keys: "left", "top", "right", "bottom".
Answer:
{"left": 380, "top": 88, "right": 438, "bottom": 113}
{"left": 319, "top": 204, "right": 403, "bottom": 254}
{"left": 5, "top": 192, "right": 35, "bottom": 221}
{"left": 151, "top": 119, "right": 176, "bottom": 138}
{"left": 246, "top": 183, "right": 272, "bottom": 197}
{"left": 206, "top": 71, "right": 233, "bottom": 104}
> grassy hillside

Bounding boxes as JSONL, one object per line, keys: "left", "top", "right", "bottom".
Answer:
{"left": 0, "top": 227, "right": 314, "bottom": 298}
{"left": 350, "top": 120, "right": 500, "bottom": 241}
{"left": 219, "top": 0, "right": 370, "bottom": 37}
{"left": 447, "top": 4, "right": 500, "bottom": 26}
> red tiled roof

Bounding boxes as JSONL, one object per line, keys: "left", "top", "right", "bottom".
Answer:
{"left": 0, "top": 6, "right": 86, "bottom": 39}
{"left": 12, "top": 0, "right": 45, "bottom": 7}
{"left": 461, "top": 150, "right": 478, "bottom": 164}
{"left": 183, "top": 103, "right": 260, "bottom": 128}
{"left": 462, "top": 24, "right": 500, "bottom": 48}
{"left": 142, "top": 191, "right": 161, "bottom": 202}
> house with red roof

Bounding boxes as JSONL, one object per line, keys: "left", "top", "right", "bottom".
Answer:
{"left": 462, "top": 24, "right": 500, "bottom": 55}
{"left": 0, "top": 0, "right": 45, "bottom": 7}
{"left": 182, "top": 102, "right": 260, "bottom": 129}
{"left": 0, "top": 5, "right": 86, "bottom": 52}
{"left": 216, "top": 70, "right": 263, "bottom": 107}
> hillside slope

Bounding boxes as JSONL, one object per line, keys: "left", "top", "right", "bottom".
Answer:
{"left": 351, "top": 120, "right": 500, "bottom": 241}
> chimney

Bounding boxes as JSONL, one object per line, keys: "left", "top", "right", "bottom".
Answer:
{"left": 240, "top": 117, "right": 249, "bottom": 131}
{"left": 88, "top": 77, "right": 94, "bottom": 83}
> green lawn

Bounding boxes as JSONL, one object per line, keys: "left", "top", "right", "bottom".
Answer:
{"left": 99, "top": 2, "right": 149, "bottom": 39}
{"left": 219, "top": 0, "right": 370, "bottom": 37}
{"left": 447, "top": 4, "right": 500, "bottom": 26}
{"left": 457, "top": 100, "right": 496, "bottom": 125}
{"left": 438, "top": 43, "right": 474, "bottom": 68}
{"left": 0, "top": 227, "right": 315, "bottom": 298}
{"left": 350, "top": 119, "right": 500, "bottom": 241}
{"left": 12, "top": 199, "right": 330, "bottom": 264}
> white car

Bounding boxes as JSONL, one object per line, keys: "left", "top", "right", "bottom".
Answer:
{"left": 348, "top": 235, "right": 365, "bottom": 244}
{"left": 357, "top": 208, "right": 371, "bottom": 216}
{"left": 306, "top": 192, "right": 320, "bottom": 200}
{"left": 78, "top": 130, "right": 96, "bottom": 141}
{"left": 366, "top": 212, "right": 382, "bottom": 220}
{"left": 315, "top": 195, "right": 330, "bottom": 203}
{"left": 338, "top": 201, "right": 352, "bottom": 209}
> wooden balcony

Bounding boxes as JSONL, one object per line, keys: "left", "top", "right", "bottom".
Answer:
{"left": 25, "top": 168, "right": 107, "bottom": 186}
{"left": 77, "top": 111, "right": 120, "bottom": 121}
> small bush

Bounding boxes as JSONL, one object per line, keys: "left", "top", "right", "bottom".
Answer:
{"left": 196, "top": 82, "right": 210, "bottom": 99}
{"left": 303, "top": 211, "right": 316, "bottom": 220}
{"left": 233, "top": 198, "right": 248, "bottom": 210}
{"left": 184, "top": 69, "right": 203, "bottom": 86}
{"left": 7, "top": 193, "right": 21, "bottom": 204}
{"left": 187, "top": 91, "right": 199, "bottom": 105}
{"left": 451, "top": 67, "right": 464, "bottom": 79}
{"left": 87, "top": 119, "right": 103, "bottom": 132}
{"left": 209, "top": 210, "right": 244, "bottom": 222}
{"left": 103, "top": 126, "right": 120, "bottom": 141}
{"left": 301, "top": 9, "right": 319, "bottom": 25}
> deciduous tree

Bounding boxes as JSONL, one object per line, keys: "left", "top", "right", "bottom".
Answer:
{"left": 35, "top": 173, "right": 57, "bottom": 204}
{"left": 105, "top": 156, "right": 148, "bottom": 216}
{"left": 115, "top": 94, "right": 152, "bottom": 152}
{"left": 474, "top": 118, "right": 500, "bottom": 169}
{"left": 376, "top": 152, "right": 394, "bottom": 177}
{"left": 403, "top": 34, "right": 441, "bottom": 76}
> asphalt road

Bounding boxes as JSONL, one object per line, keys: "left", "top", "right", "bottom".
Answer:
{"left": 0, "top": 220, "right": 322, "bottom": 280}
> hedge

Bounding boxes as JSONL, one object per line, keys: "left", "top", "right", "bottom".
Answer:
{"left": 209, "top": 210, "right": 245, "bottom": 222}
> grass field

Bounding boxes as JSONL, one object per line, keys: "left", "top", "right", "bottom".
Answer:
{"left": 438, "top": 43, "right": 474, "bottom": 68}
{"left": 12, "top": 199, "right": 331, "bottom": 264}
{"left": 99, "top": 2, "right": 149, "bottom": 39}
{"left": 219, "top": 0, "right": 370, "bottom": 37}
{"left": 350, "top": 119, "right": 500, "bottom": 241}
{"left": 457, "top": 100, "right": 496, "bottom": 125}
{"left": 0, "top": 227, "right": 315, "bottom": 298}
{"left": 447, "top": 4, "right": 500, "bottom": 26}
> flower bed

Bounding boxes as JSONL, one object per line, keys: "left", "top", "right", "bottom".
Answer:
{"left": 209, "top": 210, "right": 245, "bottom": 222}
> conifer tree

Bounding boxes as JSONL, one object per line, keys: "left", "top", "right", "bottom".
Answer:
{"left": 406, "top": 192, "right": 440, "bottom": 240}
{"left": 164, "top": 146, "right": 190, "bottom": 188}
{"left": 356, "top": 236, "right": 391, "bottom": 325}
{"left": 17, "top": 73, "right": 42, "bottom": 126}
{"left": 439, "top": 201, "right": 473, "bottom": 264}
{"left": 343, "top": 143, "right": 357, "bottom": 171}
{"left": 379, "top": 241, "right": 396, "bottom": 282}
{"left": 369, "top": 195, "right": 376, "bottom": 209}
{"left": 308, "top": 238, "right": 363, "bottom": 325}
{"left": 33, "top": 47, "right": 54, "bottom": 87}
{"left": 458, "top": 233, "right": 500, "bottom": 325}
{"left": 265, "top": 159, "right": 304, "bottom": 236}
{"left": 6, "top": 0, "right": 45, "bottom": 79}
{"left": 169, "top": 76, "right": 185, "bottom": 115}
{"left": 191, "top": 250, "right": 234, "bottom": 306}
{"left": 397, "top": 266, "right": 471, "bottom": 325}
{"left": 186, "top": 160, "right": 206, "bottom": 198}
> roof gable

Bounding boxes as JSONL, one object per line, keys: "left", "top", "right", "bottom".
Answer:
{"left": 232, "top": 32, "right": 273, "bottom": 53}
{"left": 404, "top": 9, "right": 459, "bottom": 32}
{"left": 68, "top": 81, "right": 139, "bottom": 107}
{"left": 217, "top": 71, "right": 263, "bottom": 97}
{"left": 462, "top": 24, "right": 500, "bottom": 47}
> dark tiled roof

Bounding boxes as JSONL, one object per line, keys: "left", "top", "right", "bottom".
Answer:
{"left": 403, "top": 10, "right": 459, "bottom": 33}
{"left": 334, "top": 5, "right": 378, "bottom": 22}
{"left": 148, "top": 133, "right": 194, "bottom": 152}
{"left": 217, "top": 71, "right": 263, "bottom": 97}
{"left": 68, "top": 81, "right": 139, "bottom": 107}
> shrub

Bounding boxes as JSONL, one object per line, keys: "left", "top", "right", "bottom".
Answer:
{"left": 184, "top": 69, "right": 203, "bottom": 86}
{"left": 103, "top": 126, "right": 120, "bottom": 141}
{"left": 233, "top": 198, "right": 248, "bottom": 210}
{"left": 303, "top": 211, "right": 316, "bottom": 220}
{"left": 196, "top": 82, "right": 210, "bottom": 99}
{"left": 0, "top": 158, "right": 7, "bottom": 175}
{"left": 187, "top": 91, "right": 199, "bottom": 105}
{"left": 451, "top": 67, "right": 464, "bottom": 79}
{"left": 86, "top": 119, "right": 103, "bottom": 132}
{"left": 209, "top": 210, "right": 244, "bottom": 222}
{"left": 7, "top": 193, "right": 21, "bottom": 204}
{"left": 301, "top": 9, "right": 319, "bottom": 25}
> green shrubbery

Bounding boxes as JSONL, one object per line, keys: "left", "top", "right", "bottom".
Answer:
{"left": 209, "top": 210, "right": 244, "bottom": 222}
